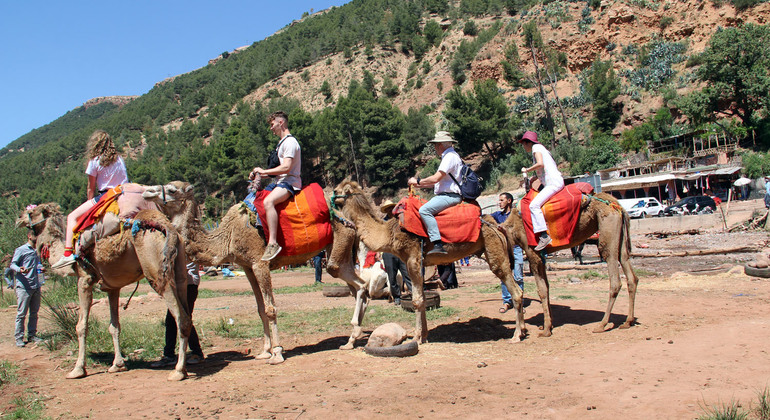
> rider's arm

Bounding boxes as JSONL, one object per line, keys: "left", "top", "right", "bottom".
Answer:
{"left": 408, "top": 170, "right": 446, "bottom": 188}
{"left": 523, "top": 151, "right": 544, "bottom": 173}
{"left": 86, "top": 175, "right": 97, "bottom": 201}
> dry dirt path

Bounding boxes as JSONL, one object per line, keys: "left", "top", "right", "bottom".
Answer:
{"left": 1, "top": 231, "right": 769, "bottom": 419}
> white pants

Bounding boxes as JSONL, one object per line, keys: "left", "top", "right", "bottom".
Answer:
{"left": 529, "top": 182, "right": 564, "bottom": 234}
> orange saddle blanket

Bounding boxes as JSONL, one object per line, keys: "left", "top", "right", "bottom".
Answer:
{"left": 520, "top": 182, "right": 594, "bottom": 249}
{"left": 398, "top": 195, "right": 481, "bottom": 243}
{"left": 73, "top": 184, "right": 161, "bottom": 235}
{"left": 250, "top": 183, "right": 333, "bottom": 257}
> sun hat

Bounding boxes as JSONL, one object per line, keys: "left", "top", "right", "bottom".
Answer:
{"left": 380, "top": 199, "right": 396, "bottom": 214}
{"left": 517, "top": 131, "right": 541, "bottom": 145}
{"left": 427, "top": 131, "right": 457, "bottom": 144}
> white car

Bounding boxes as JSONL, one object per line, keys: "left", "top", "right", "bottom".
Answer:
{"left": 626, "top": 197, "right": 664, "bottom": 218}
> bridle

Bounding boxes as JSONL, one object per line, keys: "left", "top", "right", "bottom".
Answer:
{"left": 329, "top": 191, "right": 360, "bottom": 210}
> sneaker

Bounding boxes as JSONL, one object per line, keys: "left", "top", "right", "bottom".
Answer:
{"left": 51, "top": 254, "right": 76, "bottom": 269}
{"left": 427, "top": 242, "right": 447, "bottom": 256}
{"left": 16, "top": 339, "right": 25, "bottom": 347}
{"left": 394, "top": 298, "right": 401, "bottom": 305}
{"left": 261, "top": 243, "right": 282, "bottom": 261}
{"left": 150, "top": 356, "right": 176, "bottom": 368}
{"left": 534, "top": 233, "right": 552, "bottom": 252}
{"left": 186, "top": 354, "right": 204, "bottom": 365}
{"left": 28, "top": 336, "right": 44, "bottom": 343}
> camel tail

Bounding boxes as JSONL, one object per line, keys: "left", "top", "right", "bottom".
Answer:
{"left": 158, "top": 223, "right": 180, "bottom": 295}
{"left": 621, "top": 209, "right": 632, "bottom": 255}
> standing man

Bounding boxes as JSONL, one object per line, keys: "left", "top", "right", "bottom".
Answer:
{"left": 312, "top": 251, "right": 324, "bottom": 284}
{"left": 249, "top": 111, "right": 302, "bottom": 261}
{"left": 10, "top": 230, "right": 44, "bottom": 347}
{"left": 491, "top": 192, "right": 524, "bottom": 313}
{"left": 519, "top": 131, "right": 564, "bottom": 251}
{"left": 764, "top": 176, "right": 770, "bottom": 209}
{"left": 379, "top": 200, "right": 412, "bottom": 304}
{"left": 407, "top": 131, "right": 463, "bottom": 255}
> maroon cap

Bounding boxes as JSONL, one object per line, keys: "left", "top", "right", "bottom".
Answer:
{"left": 518, "top": 131, "right": 540, "bottom": 145}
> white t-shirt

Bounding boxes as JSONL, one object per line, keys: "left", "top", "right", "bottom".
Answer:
{"left": 85, "top": 156, "right": 129, "bottom": 192}
{"left": 276, "top": 135, "right": 301, "bottom": 190}
{"left": 531, "top": 144, "right": 563, "bottom": 187}
{"left": 435, "top": 147, "right": 462, "bottom": 195}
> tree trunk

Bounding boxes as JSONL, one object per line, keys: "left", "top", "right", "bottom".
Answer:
{"left": 546, "top": 70, "right": 573, "bottom": 145}
{"left": 529, "top": 43, "right": 556, "bottom": 144}
{"left": 348, "top": 131, "right": 362, "bottom": 186}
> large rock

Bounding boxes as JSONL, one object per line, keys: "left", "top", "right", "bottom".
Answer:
{"left": 366, "top": 323, "right": 407, "bottom": 348}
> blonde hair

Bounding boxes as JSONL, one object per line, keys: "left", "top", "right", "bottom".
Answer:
{"left": 86, "top": 130, "right": 119, "bottom": 167}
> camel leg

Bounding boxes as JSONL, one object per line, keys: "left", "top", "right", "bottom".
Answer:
{"left": 619, "top": 237, "right": 639, "bottom": 329}
{"left": 67, "top": 275, "right": 95, "bottom": 379}
{"left": 528, "top": 250, "right": 553, "bottom": 337}
{"left": 244, "top": 266, "right": 273, "bottom": 360}
{"left": 594, "top": 246, "right": 622, "bottom": 333}
{"left": 106, "top": 289, "right": 127, "bottom": 374}
{"left": 328, "top": 250, "right": 368, "bottom": 350}
{"left": 491, "top": 259, "right": 526, "bottom": 342}
{"left": 162, "top": 287, "right": 189, "bottom": 381}
{"left": 247, "top": 263, "right": 282, "bottom": 364}
{"left": 406, "top": 258, "right": 428, "bottom": 343}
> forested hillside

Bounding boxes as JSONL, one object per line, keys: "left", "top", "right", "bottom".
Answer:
{"left": 2, "top": 0, "right": 770, "bottom": 226}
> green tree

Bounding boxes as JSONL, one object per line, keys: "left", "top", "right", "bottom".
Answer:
{"left": 424, "top": 20, "right": 443, "bottom": 47}
{"left": 586, "top": 59, "right": 621, "bottom": 134}
{"left": 463, "top": 20, "right": 478, "bottom": 36}
{"left": 696, "top": 23, "right": 770, "bottom": 127}
{"left": 320, "top": 80, "right": 332, "bottom": 101}
{"left": 443, "top": 79, "right": 513, "bottom": 159}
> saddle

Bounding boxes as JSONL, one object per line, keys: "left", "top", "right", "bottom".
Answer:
{"left": 244, "top": 183, "right": 333, "bottom": 257}
{"left": 397, "top": 195, "right": 481, "bottom": 243}
{"left": 519, "top": 182, "right": 594, "bottom": 249}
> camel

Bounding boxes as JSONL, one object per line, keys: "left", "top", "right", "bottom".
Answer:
{"left": 142, "top": 181, "right": 370, "bottom": 362}
{"left": 16, "top": 204, "right": 192, "bottom": 381}
{"left": 501, "top": 192, "right": 639, "bottom": 335}
{"left": 331, "top": 181, "right": 525, "bottom": 344}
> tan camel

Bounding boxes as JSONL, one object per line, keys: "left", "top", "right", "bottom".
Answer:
{"left": 16, "top": 204, "right": 192, "bottom": 381}
{"left": 332, "top": 181, "right": 525, "bottom": 343}
{"left": 501, "top": 192, "right": 639, "bottom": 335}
{"left": 142, "top": 181, "right": 370, "bottom": 362}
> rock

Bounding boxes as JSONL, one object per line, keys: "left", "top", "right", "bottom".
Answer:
{"left": 569, "top": 277, "right": 581, "bottom": 284}
{"left": 366, "top": 323, "right": 407, "bottom": 348}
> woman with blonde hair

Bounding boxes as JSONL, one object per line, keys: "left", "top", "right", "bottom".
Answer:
{"left": 52, "top": 130, "right": 128, "bottom": 269}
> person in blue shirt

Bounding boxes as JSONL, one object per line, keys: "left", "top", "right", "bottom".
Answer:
{"left": 764, "top": 176, "right": 770, "bottom": 209}
{"left": 491, "top": 192, "right": 524, "bottom": 313}
{"left": 10, "top": 230, "right": 44, "bottom": 347}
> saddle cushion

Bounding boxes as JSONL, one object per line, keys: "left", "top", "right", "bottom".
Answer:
{"left": 250, "top": 183, "right": 333, "bottom": 257}
{"left": 399, "top": 195, "right": 481, "bottom": 243}
{"left": 73, "top": 184, "right": 161, "bottom": 236}
{"left": 520, "top": 182, "right": 594, "bottom": 248}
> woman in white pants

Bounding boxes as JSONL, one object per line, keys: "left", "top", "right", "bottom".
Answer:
{"left": 519, "top": 131, "right": 564, "bottom": 251}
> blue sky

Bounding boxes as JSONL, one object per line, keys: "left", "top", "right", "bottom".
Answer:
{"left": 0, "top": 0, "right": 349, "bottom": 148}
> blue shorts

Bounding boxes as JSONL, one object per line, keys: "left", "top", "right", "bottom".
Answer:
{"left": 265, "top": 182, "right": 297, "bottom": 196}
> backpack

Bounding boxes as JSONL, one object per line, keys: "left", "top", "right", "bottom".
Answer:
{"left": 449, "top": 162, "right": 482, "bottom": 200}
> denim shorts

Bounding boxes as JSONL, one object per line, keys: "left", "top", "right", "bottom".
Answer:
{"left": 265, "top": 182, "right": 297, "bottom": 196}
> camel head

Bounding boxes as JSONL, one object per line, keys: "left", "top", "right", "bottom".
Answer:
{"left": 331, "top": 180, "right": 364, "bottom": 210}
{"left": 16, "top": 202, "right": 61, "bottom": 233}
{"left": 143, "top": 181, "right": 195, "bottom": 216}
{"left": 331, "top": 180, "right": 380, "bottom": 221}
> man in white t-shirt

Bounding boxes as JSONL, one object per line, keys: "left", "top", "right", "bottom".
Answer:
{"left": 407, "top": 131, "right": 463, "bottom": 255}
{"left": 519, "top": 131, "right": 564, "bottom": 251}
{"left": 249, "top": 111, "right": 302, "bottom": 261}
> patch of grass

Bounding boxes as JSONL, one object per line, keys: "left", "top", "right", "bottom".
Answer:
{"left": 205, "top": 305, "right": 463, "bottom": 339}
{"left": 0, "top": 360, "right": 21, "bottom": 387}
{"left": 580, "top": 270, "right": 607, "bottom": 280}
{"left": 697, "top": 398, "right": 748, "bottom": 420}
{"left": 633, "top": 268, "right": 658, "bottom": 277}
{"left": 197, "top": 289, "right": 254, "bottom": 299}
{"left": 274, "top": 282, "right": 325, "bottom": 295}
{"left": 6, "top": 394, "right": 47, "bottom": 420}
{"left": 0, "top": 289, "right": 17, "bottom": 307}
{"left": 753, "top": 387, "right": 770, "bottom": 420}
{"left": 557, "top": 295, "right": 577, "bottom": 300}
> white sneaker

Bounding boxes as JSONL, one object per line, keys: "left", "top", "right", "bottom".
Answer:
{"left": 534, "top": 234, "right": 552, "bottom": 252}
{"left": 51, "top": 254, "right": 76, "bottom": 269}
{"left": 261, "top": 243, "right": 282, "bottom": 261}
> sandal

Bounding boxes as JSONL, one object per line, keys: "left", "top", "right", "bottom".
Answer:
{"left": 499, "top": 303, "right": 512, "bottom": 313}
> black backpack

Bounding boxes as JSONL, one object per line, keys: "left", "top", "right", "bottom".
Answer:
{"left": 449, "top": 161, "right": 482, "bottom": 200}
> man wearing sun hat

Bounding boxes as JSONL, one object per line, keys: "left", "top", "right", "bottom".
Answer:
{"left": 379, "top": 200, "right": 412, "bottom": 303}
{"left": 519, "top": 130, "right": 564, "bottom": 252}
{"left": 407, "top": 131, "right": 463, "bottom": 255}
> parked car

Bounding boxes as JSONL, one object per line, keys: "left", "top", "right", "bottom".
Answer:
{"left": 662, "top": 196, "right": 717, "bottom": 216}
{"left": 626, "top": 197, "right": 664, "bottom": 218}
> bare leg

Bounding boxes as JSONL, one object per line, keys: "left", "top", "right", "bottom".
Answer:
{"left": 263, "top": 188, "right": 291, "bottom": 245}
{"left": 65, "top": 200, "right": 96, "bottom": 251}
{"left": 106, "top": 289, "right": 127, "bottom": 373}
{"left": 67, "top": 274, "right": 95, "bottom": 379}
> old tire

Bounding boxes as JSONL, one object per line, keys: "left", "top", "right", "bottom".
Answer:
{"left": 323, "top": 285, "right": 352, "bottom": 297}
{"left": 745, "top": 265, "right": 770, "bottom": 278}
{"left": 364, "top": 340, "right": 419, "bottom": 357}
{"left": 400, "top": 291, "right": 440, "bottom": 312}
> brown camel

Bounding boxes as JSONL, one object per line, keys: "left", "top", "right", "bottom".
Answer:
{"left": 142, "top": 181, "right": 370, "bottom": 362}
{"left": 332, "top": 181, "right": 525, "bottom": 343}
{"left": 16, "top": 204, "right": 192, "bottom": 381}
{"left": 501, "top": 192, "right": 639, "bottom": 335}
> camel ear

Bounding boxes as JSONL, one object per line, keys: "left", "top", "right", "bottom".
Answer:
{"left": 184, "top": 184, "right": 194, "bottom": 193}
{"left": 142, "top": 186, "right": 161, "bottom": 199}
{"left": 166, "top": 183, "right": 178, "bottom": 194}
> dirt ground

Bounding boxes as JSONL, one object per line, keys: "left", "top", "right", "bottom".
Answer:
{"left": 1, "top": 229, "right": 769, "bottom": 419}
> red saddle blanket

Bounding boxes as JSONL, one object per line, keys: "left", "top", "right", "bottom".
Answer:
{"left": 398, "top": 195, "right": 481, "bottom": 243}
{"left": 73, "top": 184, "right": 161, "bottom": 235}
{"left": 520, "top": 182, "right": 594, "bottom": 249}
{"left": 251, "top": 183, "right": 333, "bottom": 257}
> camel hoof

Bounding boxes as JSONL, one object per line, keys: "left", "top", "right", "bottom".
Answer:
{"left": 266, "top": 347, "right": 284, "bottom": 365}
{"left": 339, "top": 342, "right": 355, "bottom": 350}
{"left": 255, "top": 351, "right": 272, "bottom": 360}
{"left": 593, "top": 323, "right": 612, "bottom": 333}
{"left": 167, "top": 369, "right": 187, "bottom": 381}
{"left": 619, "top": 320, "right": 634, "bottom": 329}
{"left": 509, "top": 335, "right": 523, "bottom": 343}
{"left": 66, "top": 368, "right": 86, "bottom": 379}
{"left": 538, "top": 330, "right": 552, "bottom": 338}
{"left": 108, "top": 363, "right": 127, "bottom": 373}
